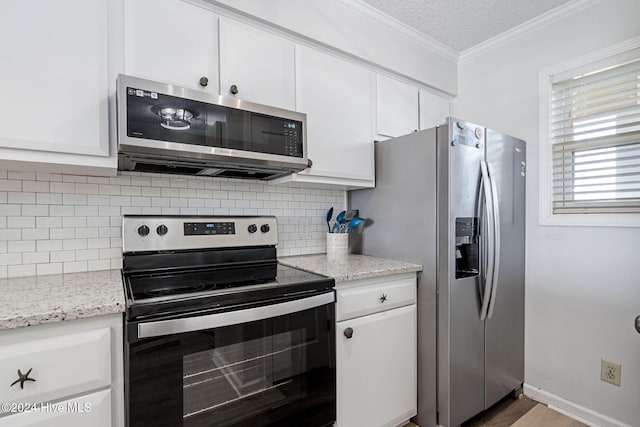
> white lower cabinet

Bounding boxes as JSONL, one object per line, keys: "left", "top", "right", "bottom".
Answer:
{"left": 335, "top": 274, "right": 417, "bottom": 427}
{"left": 0, "top": 314, "right": 123, "bottom": 427}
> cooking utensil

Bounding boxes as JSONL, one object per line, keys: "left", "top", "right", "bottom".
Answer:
{"left": 326, "top": 207, "right": 334, "bottom": 232}
{"left": 348, "top": 217, "right": 365, "bottom": 230}
{"left": 336, "top": 210, "right": 346, "bottom": 225}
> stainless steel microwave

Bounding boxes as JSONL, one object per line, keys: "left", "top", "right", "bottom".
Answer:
{"left": 116, "top": 74, "right": 310, "bottom": 179}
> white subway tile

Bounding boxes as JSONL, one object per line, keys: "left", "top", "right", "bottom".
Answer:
{"left": 37, "top": 263, "right": 63, "bottom": 275}
{"left": 0, "top": 180, "right": 22, "bottom": 191}
{"left": 170, "top": 198, "right": 187, "bottom": 208}
{"left": 146, "top": 187, "right": 161, "bottom": 196}
{"left": 23, "top": 229, "right": 47, "bottom": 240}
{"left": 76, "top": 249, "right": 100, "bottom": 261}
{"left": 37, "top": 240, "right": 63, "bottom": 252}
{"left": 161, "top": 207, "right": 180, "bottom": 215}
{"left": 88, "top": 238, "right": 111, "bottom": 249}
{"left": 121, "top": 186, "right": 141, "bottom": 196}
{"left": 0, "top": 205, "right": 21, "bottom": 216}
{"left": 64, "top": 261, "right": 88, "bottom": 273}
{"left": 8, "top": 264, "right": 36, "bottom": 278}
{"left": 63, "top": 216, "right": 87, "bottom": 228}
{"left": 37, "top": 193, "right": 62, "bottom": 205}
{"left": 50, "top": 182, "right": 75, "bottom": 193}
{"left": 179, "top": 188, "right": 197, "bottom": 198}
{"left": 110, "top": 258, "right": 123, "bottom": 269}
{"left": 204, "top": 199, "right": 221, "bottom": 208}
{"left": 161, "top": 188, "right": 180, "bottom": 197}
{"left": 187, "top": 199, "right": 204, "bottom": 208}
{"left": 0, "top": 241, "right": 6, "bottom": 253}
{"left": 131, "top": 197, "right": 151, "bottom": 206}
{"left": 63, "top": 175, "right": 87, "bottom": 183}
{"left": 204, "top": 181, "right": 221, "bottom": 190}
{"left": 87, "top": 216, "right": 110, "bottom": 227}
{"left": 8, "top": 217, "right": 35, "bottom": 229}
{"left": 142, "top": 207, "right": 162, "bottom": 215}
{"left": 23, "top": 180, "right": 49, "bottom": 192}
{"left": 99, "top": 184, "right": 120, "bottom": 195}
{"left": 88, "top": 195, "right": 110, "bottom": 205}
{"left": 213, "top": 208, "right": 230, "bottom": 216}
{"left": 99, "top": 206, "right": 120, "bottom": 216}
{"left": 22, "top": 205, "right": 49, "bottom": 216}
{"left": 62, "top": 194, "right": 88, "bottom": 205}
{"left": 36, "top": 216, "right": 63, "bottom": 228}
{"left": 8, "top": 240, "right": 36, "bottom": 253}
{"left": 110, "top": 175, "right": 131, "bottom": 186}
{"left": 196, "top": 190, "right": 213, "bottom": 199}
{"left": 242, "top": 192, "right": 257, "bottom": 200}
{"left": 0, "top": 253, "right": 22, "bottom": 265}
{"left": 110, "top": 196, "right": 131, "bottom": 206}
{"left": 187, "top": 180, "right": 204, "bottom": 189}
{"left": 99, "top": 227, "right": 121, "bottom": 238}
{"left": 75, "top": 183, "right": 99, "bottom": 194}
{"left": 87, "top": 176, "right": 110, "bottom": 184}
{"left": 75, "top": 206, "right": 99, "bottom": 216}
{"left": 88, "top": 259, "right": 111, "bottom": 271}
{"left": 50, "top": 228, "right": 75, "bottom": 240}
{"left": 99, "top": 247, "right": 121, "bottom": 259}
{"left": 8, "top": 171, "right": 34, "bottom": 180}
{"left": 49, "top": 205, "right": 75, "bottom": 216}
{"left": 51, "top": 250, "right": 76, "bottom": 262}
{"left": 179, "top": 208, "right": 198, "bottom": 215}
{"left": 131, "top": 176, "right": 151, "bottom": 186}
{"left": 36, "top": 172, "right": 62, "bottom": 182}
{"left": 121, "top": 206, "right": 143, "bottom": 215}
{"left": 23, "top": 252, "right": 49, "bottom": 264}
{"left": 63, "top": 239, "right": 87, "bottom": 250}
{"left": 170, "top": 178, "right": 188, "bottom": 188}
{"left": 151, "top": 177, "right": 170, "bottom": 187}
{"left": 76, "top": 228, "right": 99, "bottom": 239}
{"left": 110, "top": 237, "right": 121, "bottom": 248}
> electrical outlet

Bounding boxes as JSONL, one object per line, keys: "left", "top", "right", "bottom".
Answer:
{"left": 601, "top": 359, "right": 622, "bottom": 386}
{"left": 298, "top": 217, "right": 311, "bottom": 239}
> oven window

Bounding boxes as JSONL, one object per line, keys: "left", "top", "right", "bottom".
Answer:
{"left": 126, "top": 303, "right": 335, "bottom": 427}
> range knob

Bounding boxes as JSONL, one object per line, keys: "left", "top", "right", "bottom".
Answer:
{"left": 137, "top": 225, "right": 150, "bottom": 237}
{"left": 260, "top": 224, "right": 270, "bottom": 233}
{"left": 156, "top": 224, "right": 168, "bottom": 236}
{"left": 248, "top": 224, "right": 257, "bottom": 234}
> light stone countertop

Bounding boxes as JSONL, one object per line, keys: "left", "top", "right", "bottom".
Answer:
{"left": 279, "top": 254, "right": 421, "bottom": 283}
{"left": 0, "top": 269, "right": 125, "bottom": 330}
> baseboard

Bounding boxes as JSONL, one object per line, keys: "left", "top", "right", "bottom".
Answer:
{"left": 523, "top": 383, "right": 631, "bottom": 427}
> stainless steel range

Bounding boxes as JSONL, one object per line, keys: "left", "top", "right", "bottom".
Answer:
{"left": 122, "top": 215, "right": 336, "bottom": 427}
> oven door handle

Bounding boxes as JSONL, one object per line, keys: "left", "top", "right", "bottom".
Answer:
{"left": 137, "top": 291, "right": 335, "bottom": 339}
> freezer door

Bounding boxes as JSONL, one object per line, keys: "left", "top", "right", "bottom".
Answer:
{"left": 484, "top": 129, "right": 525, "bottom": 408}
{"left": 437, "top": 119, "right": 486, "bottom": 427}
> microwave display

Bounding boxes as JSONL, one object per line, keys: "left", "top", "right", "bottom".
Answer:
{"left": 126, "top": 88, "right": 303, "bottom": 158}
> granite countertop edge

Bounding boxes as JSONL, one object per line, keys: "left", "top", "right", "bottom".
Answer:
{"left": 0, "top": 269, "right": 125, "bottom": 331}
{"left": 279, "top": 254, "right": 422, "bottom": 284}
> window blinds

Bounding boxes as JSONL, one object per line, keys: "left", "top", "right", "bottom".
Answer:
{"left": 551, "top": 58, "right": 640, "bottom": 213}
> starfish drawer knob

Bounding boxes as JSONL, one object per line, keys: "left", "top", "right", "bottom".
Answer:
{"left": 10, "top": 368, "right": 36, "bottom": 389}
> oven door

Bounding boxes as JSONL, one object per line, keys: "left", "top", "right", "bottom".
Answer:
{"left": 125, "top": 290, "right": 335, "bottom": 427}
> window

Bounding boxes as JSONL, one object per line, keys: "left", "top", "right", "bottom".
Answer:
{"left": 540, "top": 37, "right": 640, "bottom": 225}
{"left": 551, "top": 58, "right": 640, "bottom": 213}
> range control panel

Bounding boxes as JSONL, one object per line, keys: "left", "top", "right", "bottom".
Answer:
{"left": 123, "top": 216, "right": 278, "bottom": 253}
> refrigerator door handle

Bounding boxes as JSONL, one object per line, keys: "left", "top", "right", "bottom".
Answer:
{"left": 486, "top": 162, "right": 501, "bottom": 319}
{"left": 479, "top": 161, "right": 495, "bottom": 321}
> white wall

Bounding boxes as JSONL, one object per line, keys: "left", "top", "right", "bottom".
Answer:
{"left": 453, "top": 1, "right": 640, "bottom": 425}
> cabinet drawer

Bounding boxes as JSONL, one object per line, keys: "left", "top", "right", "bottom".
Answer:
{"left": 0, "top": 328, "right": 111, "bottom": 408}
{"left": 336, "top": 276, "right": 416, "bottom": 321}
{"left": 0, "top": 389, "right": 111, "bottom": 427}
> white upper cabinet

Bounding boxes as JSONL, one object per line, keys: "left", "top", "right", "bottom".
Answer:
{"left": 272, "top": 45, "right": 374, "bottom": 189}
{"left": 0, "top": 0, "right": 120, "bottom": 175}
{"left": 376, "top": 75, "right": 419, "bottom": 138}
{"left": 124, "top": 0, "right": 219, "bottom": 93}
{"left": 219, "top": 18, "right": 295, "bottom": 110}
{"left": 419, "top": 89, "right": 451, "bottom": 130}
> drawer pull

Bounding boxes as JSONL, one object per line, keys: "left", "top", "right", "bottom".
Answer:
{"left": 380, "top": 294, "right": 388, "bottom": 303}
{"left": 10, "top": 368, "right": 36, "bottom": 389}
{"left": 230, "top": 84, "right": 239, "bottom": 95}
{"left": 344, "top": 327, "right": 354, "bottom": 339}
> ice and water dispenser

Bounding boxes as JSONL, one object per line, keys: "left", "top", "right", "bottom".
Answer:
{"left": 455, "top": 217, "right": 479, "bottom": 278}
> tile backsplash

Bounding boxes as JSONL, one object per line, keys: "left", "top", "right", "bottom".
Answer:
{"left": 0, "top": 170, "right": 345, "bottom": 278}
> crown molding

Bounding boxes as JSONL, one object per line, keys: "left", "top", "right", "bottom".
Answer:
{"left": 459, "top": 0, "right": 601, "bottom": 64}
{"left": 331, "top": 0, "right": 459, "bottom": 61}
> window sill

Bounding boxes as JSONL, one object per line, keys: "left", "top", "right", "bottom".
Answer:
{"left": 540, "top": 212, "right": 640, "bottom": 228}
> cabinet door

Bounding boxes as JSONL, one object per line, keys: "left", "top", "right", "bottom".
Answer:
{"left": 419, "top": 89, "right": 450, "bottom": 130}
{"left": 376, "top": 75, "right": 419, "bottom": 138}
{"left": 0, "top": 389, "right": 111, "bottom": 427}
{"left": 124, "top": 0, "right": 219, "bottom": 93}
{"left": 336, "top": 304, "right": 417, "bottom": 427}
{"left": 219, "top": 18, "right": 295, "bottom": 110}
{"left": 0, "top": 0, "right": 110, "bottom": 158}
{"left": 294, "top": 45, "right": 374, "bottom": 187}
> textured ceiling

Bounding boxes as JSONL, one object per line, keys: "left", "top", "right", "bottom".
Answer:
{"left": 359, "top": 0, "right": 574, "bottom": 52}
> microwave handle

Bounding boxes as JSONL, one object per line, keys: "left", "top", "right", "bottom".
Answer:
{"left": 137, "top": 291, "right": 334, "bottom": 339}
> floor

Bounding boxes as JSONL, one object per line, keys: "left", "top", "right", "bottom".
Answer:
{"left": 403, "top": 395, "right": 587, "bottom": 426}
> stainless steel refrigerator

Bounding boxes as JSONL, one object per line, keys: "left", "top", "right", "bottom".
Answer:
{"left": 349, "top": 118, "right": 525, "bottom": 427}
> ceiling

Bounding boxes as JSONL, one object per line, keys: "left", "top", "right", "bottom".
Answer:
{"left": 358, "top": 0, "right": 574, "bottom": 52}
